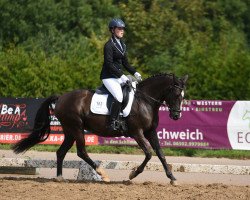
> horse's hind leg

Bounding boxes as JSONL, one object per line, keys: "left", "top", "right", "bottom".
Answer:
{"left": 74, "top": 130, "right": 110, "bottom": 182}
{"left": 56, "top": 131, "right": 75, "bottom": 179}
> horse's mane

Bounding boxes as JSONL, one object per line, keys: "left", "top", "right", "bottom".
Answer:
{"left": 138, "top": 73, "right": 174, "bottom": 88}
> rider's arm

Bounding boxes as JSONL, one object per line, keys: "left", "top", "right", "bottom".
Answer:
{"left": 122, "top": 52, "right": 137, "bottom": 75}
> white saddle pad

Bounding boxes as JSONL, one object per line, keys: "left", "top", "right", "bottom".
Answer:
{"left": 90, "top": 82, "right": 136, "bottom": 117}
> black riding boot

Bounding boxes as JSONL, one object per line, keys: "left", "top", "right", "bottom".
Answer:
{"left": 109, "top": 100, "right": 122, "bottom": 131}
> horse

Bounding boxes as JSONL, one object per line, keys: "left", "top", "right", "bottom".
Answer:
{"left": 12, "top": 73, "right": 188, "bottom": 185}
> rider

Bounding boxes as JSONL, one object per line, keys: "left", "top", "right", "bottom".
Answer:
{"left": 100, "top": 18, "right": 142, "bottom": 131}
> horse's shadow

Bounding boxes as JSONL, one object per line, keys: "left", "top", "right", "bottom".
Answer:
{"left": 1, "top": 176, "right": 160, "bottom": 186}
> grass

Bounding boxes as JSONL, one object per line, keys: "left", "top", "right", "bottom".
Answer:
{"left": 1, "top": 144, "right": 249, "bottom": 159}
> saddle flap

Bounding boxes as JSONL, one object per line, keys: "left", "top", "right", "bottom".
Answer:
{"left": 121, "top": 84, "right": 131, "bottom": 110}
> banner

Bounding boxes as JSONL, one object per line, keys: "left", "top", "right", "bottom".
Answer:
{"left": 98, "top": 100, "right": 250, "bottom": 150}
{"left": 0, "top": 98, "right": 249, "bottom": 150}
{"left": 0, "top": 98, "right": 98, "bottom": 145}
{"left": 0, "top": 98, "right": 43, "bottom": 133}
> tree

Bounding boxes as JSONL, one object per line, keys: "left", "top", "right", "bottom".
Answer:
{"left": 0, "top": 0, "right": 250, "bottom": 100}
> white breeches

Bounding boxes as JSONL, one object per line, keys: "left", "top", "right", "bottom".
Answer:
{"left": 102, "top": 78, "right": 123, "bottom": 103}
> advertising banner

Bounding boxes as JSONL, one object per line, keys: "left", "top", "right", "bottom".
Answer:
{"left": 99, "top": 100, "right": 250, "bottom": 150}
{"left": 157, "top": 100, "right": 233, "bottom": 149}
{"left": 0, "top": 133, "right": 98, "bottom": 145}
{"left": 0, "top": 98, "right": 43, "bottom": 133}
{"left": 0, "top": 98, "right": 98, "bottom": 145}
{"left": 1, "top": 98, "right": 250, "bottom": 150}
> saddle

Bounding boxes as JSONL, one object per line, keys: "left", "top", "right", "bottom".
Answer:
{"left": 95, "top": 83, "right": 131, "bottom": 111}
{"left": 90, "top": 75, "right": 136, "bottom": 118}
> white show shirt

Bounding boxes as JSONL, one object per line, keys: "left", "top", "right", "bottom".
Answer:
{"left": 115, "top": 37, "right": 123, "bottom": 51}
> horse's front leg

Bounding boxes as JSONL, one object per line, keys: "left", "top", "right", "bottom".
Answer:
{"left": 129, "top": 129, "right": 152, "bottom": 180}
{"left": 145, "top": 130, "right": 178, "bottom": 186}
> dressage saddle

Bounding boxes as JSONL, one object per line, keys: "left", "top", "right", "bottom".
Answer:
{"left": 95, "top": 83, "right": 131, "bottom": 112}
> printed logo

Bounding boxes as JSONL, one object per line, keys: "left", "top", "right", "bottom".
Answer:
{"left": 96, "top": 101, "right": 103, "bottom": 108}
{"left": 0, "top": 103, "right": 28, "bottom": 129}
{"left": 242, "top": 110, "right": 250, "bottom": 128}
{"left": 49, "top": 104, "right": 62, "bottom": 132}
{"left": 227, "top": 101, "right": 250, "bottom": 150}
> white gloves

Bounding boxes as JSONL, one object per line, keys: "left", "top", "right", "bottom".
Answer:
{"left": 120, "top": 73, "right": 142, "bottom": 84}
{"left": 120, "top": 74, "right": 129, "bottom": 83}
{"left": 134, "top": 72, "right": 142, "bottom": 82}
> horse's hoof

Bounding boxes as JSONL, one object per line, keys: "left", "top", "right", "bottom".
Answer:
{"left": 55, "top": 176, "right": 64, "bottom": 182}
{"left": 96, "top": 167, "right": 105, "bottom": 175}
{"left": 102, "top": 177, "right": 111, "bottom": 182}
{"left": 170, "top": 180, "right": 178, "bottom": 186}
{"left": 96, "top": 167, "right": 110, "bottom": 182}
{"left": 129, "top": 170, "right": 137, "bottom": 180}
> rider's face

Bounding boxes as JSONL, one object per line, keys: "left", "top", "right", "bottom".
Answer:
{"left": 113, "top": 27, "right": 124, "bottom": 38}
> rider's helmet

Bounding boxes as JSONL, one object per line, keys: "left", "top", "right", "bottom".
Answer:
{"left": 108, "top": 18, "right": 125, "bottom": 31}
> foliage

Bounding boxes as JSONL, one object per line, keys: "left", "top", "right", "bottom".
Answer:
{"left": 0, "top": 0, "right": 250, "bottom": 99}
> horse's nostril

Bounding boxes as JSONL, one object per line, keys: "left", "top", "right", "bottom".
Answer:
{"left": 173, "top": 115, "right": 179, "bottom": 120}
{"left": 170, "top": 113, "right": 178, "bottom": 120}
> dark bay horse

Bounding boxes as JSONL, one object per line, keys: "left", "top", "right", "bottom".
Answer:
{"left": 12, "top": 73, "right": 188, "bottom": 185}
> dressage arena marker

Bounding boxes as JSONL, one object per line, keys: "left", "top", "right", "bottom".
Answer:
{"left": 0, "top": 158, "right": 249, "bottom": 180}
{"left": 0, "top": 158, "right": 39, "bottom": 175}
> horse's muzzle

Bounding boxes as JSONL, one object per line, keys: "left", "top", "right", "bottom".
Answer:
{"left": 169, "top": 112, "right": 181, "bottom": 120}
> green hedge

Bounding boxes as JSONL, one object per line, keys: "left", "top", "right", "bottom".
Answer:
{"left": 1, "top": 0, "right": 250, "bottom": 99}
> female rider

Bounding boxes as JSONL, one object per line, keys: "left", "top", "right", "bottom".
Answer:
{"left": 100, "top": 18, "right": 142, "bottom": 131}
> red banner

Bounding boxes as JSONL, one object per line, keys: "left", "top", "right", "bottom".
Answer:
{"left": 0, "top": 133, "right": 98, "bottom": 145}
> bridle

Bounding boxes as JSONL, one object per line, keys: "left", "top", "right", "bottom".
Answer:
{"left": 130, "top": 81, "right": 184, "bottom": 113}
{"left": 164, "top": 84, "right": 184, "bottom": 113}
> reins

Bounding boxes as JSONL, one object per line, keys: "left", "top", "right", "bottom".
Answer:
{"left": 126, "top": 79, "right": 184, "bottom": 112}
{"left": 133, "top": 86, "right": 168, "bottom": 106}
{"left": 127, "top": 82, "right": 168, "bottom": 107}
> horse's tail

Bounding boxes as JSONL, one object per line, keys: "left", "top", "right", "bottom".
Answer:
{"left": 12, "top": 95, "right": 59, "bottom": 154}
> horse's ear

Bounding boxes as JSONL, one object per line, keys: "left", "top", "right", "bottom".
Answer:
{"left": 181, "top": 75, "right": 188, "bottom": 84}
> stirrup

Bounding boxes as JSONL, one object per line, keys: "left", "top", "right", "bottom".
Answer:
{"left": 109, "top": 120, "right": 120, "bottom": 131}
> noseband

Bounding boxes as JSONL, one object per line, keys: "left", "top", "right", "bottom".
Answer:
{"left": 164, "top": 84, "right": 184, "bottom": 113}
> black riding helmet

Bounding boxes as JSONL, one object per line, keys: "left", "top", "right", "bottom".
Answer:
{"left": 108, "top": 18, "right": 125, "bottom": 31}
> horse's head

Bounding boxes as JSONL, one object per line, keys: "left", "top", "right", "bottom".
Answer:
{"left": 137, "top": 73, "right": 188, "bottom": 120}
{"left": 164, "top": 74, "right": 188, "bottom": 120}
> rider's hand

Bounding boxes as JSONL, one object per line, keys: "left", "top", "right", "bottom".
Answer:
{"left": 120, "top": 74, "right": 129, "bottom": 84}
{"left": 134, "top": 72, "right": 142, "bottom": 82}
